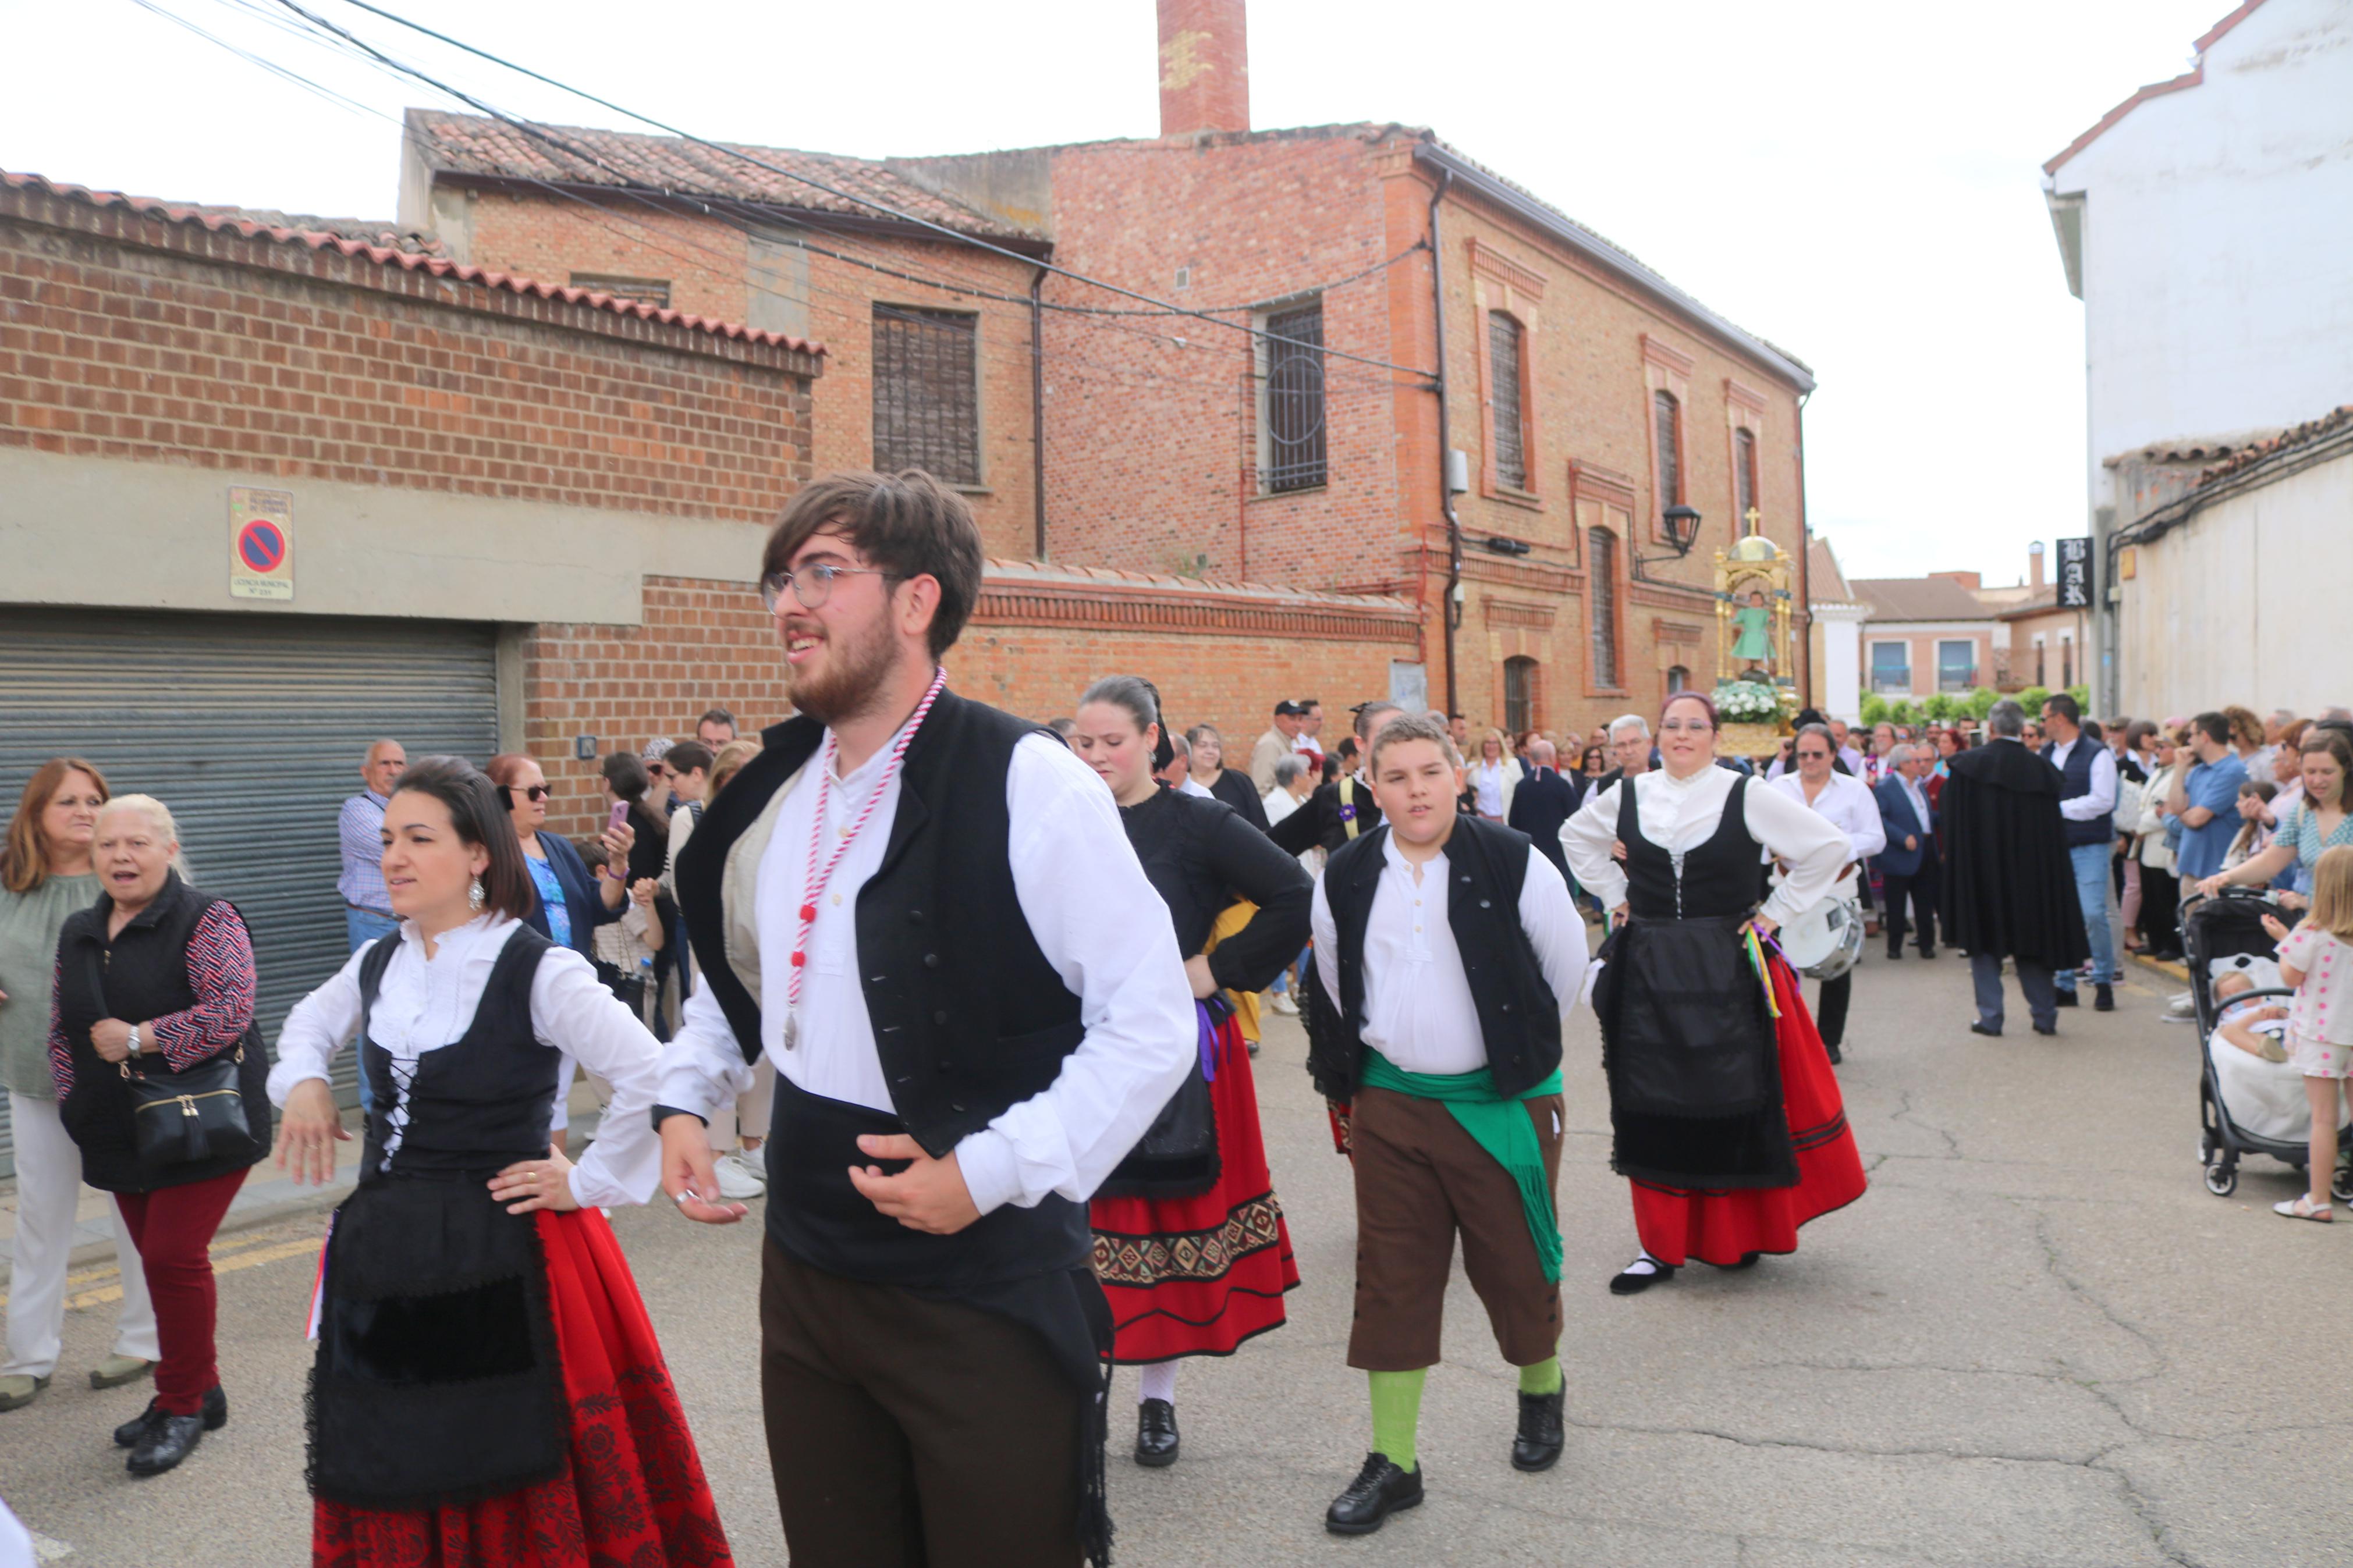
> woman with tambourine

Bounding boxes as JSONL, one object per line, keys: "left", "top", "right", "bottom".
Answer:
{"left": 1067, "top": 675, "right": 1312, "bottom": 1470}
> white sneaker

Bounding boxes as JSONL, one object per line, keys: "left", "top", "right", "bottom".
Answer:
{"left": 2166, "top": 992, "right": 2196, "bottom": 1018}
{"left": 712, "top": 1150, "right": 766, "bottom": 1200}
{"left": 1269, "top": 991, "right": 1299, "bottom": 1016}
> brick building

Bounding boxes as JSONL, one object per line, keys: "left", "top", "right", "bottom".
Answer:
{"left": 392, "top": 0, "right": 1818, "bottom": 742}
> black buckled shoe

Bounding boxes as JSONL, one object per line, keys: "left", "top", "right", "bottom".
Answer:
{"left": 115, "top": 1384, "right": 226, "bottom": 1448}
{"left": 1511, "top": 1389, "right": 1565, "bottom": 1472}
{"left": 126, "top": 1412, "right": 206, "bottom": 1477}
{"left": 1325, "top": 1451, "right": 1424, "bottom": 1535}
{"left": 1134, "top": 1398, "right": 1180, "bottom": 1467}
{"left": 2094, "top": 984, "right": 2115, "bottom": 1012}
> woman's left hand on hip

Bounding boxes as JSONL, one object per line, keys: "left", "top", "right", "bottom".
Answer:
{"left": 490, "top": 1148, "right": 580, "bottom": 1214}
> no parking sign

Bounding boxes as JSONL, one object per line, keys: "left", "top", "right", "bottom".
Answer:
{"left": 228, "top": 486, "right": 295, "bottom": 600}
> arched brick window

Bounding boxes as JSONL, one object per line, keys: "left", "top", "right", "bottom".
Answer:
{"left": 1733, "top": 426, "right": 1758, "bottom": 531}
{"left": 1503, "top": 656, "right": 1538, "bottom": 734}
{"left": 1489, "top": 312, "right": 1528, "bottom": 491}
{"left": 1589, "top": 527, "right": 1620, "bottom": 689}
{"left": 1653, "top": 390, "right": 1683, "bottom": 529}
{"left": 1666, "top": 664, "right": 1690, "bottom": 695}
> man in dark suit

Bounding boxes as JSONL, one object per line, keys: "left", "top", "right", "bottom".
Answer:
{"left": 1506, "top": 738, "right": 1581, "bottom": 883}
{"left": 1872, "top": 742, "right": 1938, "bottom": 958}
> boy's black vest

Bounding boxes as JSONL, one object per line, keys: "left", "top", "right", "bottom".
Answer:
{"left": 1309, "top": 816, "right": 1563, "bottom": 1097}
{"left": 676, "top": 689, "right": 1083, "bottom": 1160}
{"left": 2042, "top": 737, "right": 2113, "bottom": 848}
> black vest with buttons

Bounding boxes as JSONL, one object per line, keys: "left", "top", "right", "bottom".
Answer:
{"left": 1315, "top": 815, "right": 1563, "bottom": 1097}
{"left": 2042, "top": 738, "right": 2113, "bottom": 848}
{"left": 676, "top": 688, "right": 1084, "bottom": 1158}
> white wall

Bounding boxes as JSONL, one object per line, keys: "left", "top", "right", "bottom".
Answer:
{"left": 2117, "top": 442, "right": 2353, "bottom": 717}
{"left": 1820, "top": 611, "right": 1863, "bottom": 723}
{"left": 2052, "top": 0, "right": 2353, "bottom": 509}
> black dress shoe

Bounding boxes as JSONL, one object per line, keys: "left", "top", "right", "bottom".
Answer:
{"left": 127, "top": 1413, "right": 205, "bottom": 1476}
{"left": 1918, "top": 948, "right": 1936, "bottom": 959}
{"left": 2053, "top": 990, "right": 2078, "bottom": 1008}
{"left": 1884, "top": 948, "right": 1903, "bottom": 961}
{"left": 1969, "top": 1021, "right": 2001, "bottom": 1037}
{"left": 1134, "top": 1398, "right": 1179, "bottom": 1467}
{"left": 1511, "top": 1389, "right": 1565, "bottom": 1471}
{"left": 1325, "top": 1452, "right": 1424, "bottom": 1534}
{"left": 1825, "top": 1043, "right": 1843, "bottom": 1065}
{"left": 2094, "top": 984, "right": 2115, "bottom": 1012}
{"left": 1609, "top": 1260, "right": 1676, "bottom": 1295}
{"left": 2033, "top": 1021, "right": 2058, "bottom": 1036}
{"left": 114, "top": 1385, "right": 226, "bottom": 1449}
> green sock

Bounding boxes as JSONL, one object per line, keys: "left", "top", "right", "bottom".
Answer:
{"left": 1367, "top": 1368, "right": 1426, "bottom": 1472}
{"left": 1517, "top": 1355, "right": 1563, "bottom": 1396}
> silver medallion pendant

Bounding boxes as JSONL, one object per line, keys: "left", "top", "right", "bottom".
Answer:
{"left": 780, "top": 1010, "right": 800, "bottom": 1052}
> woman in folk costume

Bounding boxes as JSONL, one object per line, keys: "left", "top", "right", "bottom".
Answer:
{"left": 272, "top": 758, "right": 731, "bottom": 1568}
{"left": 1563, "top": 694, "right": 1868, "bottom": 1295}
{"left": 1068, "top": 677, "right": 1311, "bottom": 1468}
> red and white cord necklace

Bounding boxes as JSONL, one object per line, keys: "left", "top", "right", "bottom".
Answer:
{"left": 782, "top": 666, "right": 947, "bottom": 1044}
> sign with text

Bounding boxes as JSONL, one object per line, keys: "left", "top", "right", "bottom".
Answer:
{"left": 228, "top": 487, "right": 294, "bottom": 600}
{"left": 2056, "top": 535, "right": 2093, "bottom": 610}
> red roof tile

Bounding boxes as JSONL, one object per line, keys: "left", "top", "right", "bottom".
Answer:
{"left": 2, "top": 169, "right": 824, "bottom": 357}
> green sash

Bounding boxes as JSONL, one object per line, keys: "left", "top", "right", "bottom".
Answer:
{"left": 1359, "top": 1050, "right": 1564, "bottom": 1283}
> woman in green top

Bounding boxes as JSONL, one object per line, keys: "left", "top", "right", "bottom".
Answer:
{"left": 2198, "top": 729, "right": 2353, "bottom": 906}
{"left": 0, "top": 758, "right": 159, "bottom": 1412}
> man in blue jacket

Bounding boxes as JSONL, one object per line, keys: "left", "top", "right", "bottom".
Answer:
{"left": 1872, "top": 745, "right": 1937, "bottom": 959}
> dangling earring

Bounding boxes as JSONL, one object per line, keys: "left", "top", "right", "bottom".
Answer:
{"left": 468, "top": 877, "right": 485, "bottom": 912}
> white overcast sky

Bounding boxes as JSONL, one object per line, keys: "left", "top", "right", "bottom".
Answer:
{"left": 1, "top": 0, "right": 2234, "bottom": 584}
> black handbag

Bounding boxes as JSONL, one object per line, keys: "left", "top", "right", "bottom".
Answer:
{"left": 125, "top": 1046, "right": 258, "bottom": 1169}
{"left": 1097, "top": 999, "right": 1223, "bottom": 1200}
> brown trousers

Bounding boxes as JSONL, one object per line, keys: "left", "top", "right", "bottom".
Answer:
{"left": 1347, "top": 1084, "right": 1564, "bottom": 1371}
{"left": 760, "top": 1240, "right": 1084, "bottom": 1568}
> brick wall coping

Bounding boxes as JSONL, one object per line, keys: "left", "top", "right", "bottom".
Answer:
{"left": 980, "top": 558, "right": 1418, "bottom": 643}
{"left": 2, "top": 169, "right": 827, "bottom": 375}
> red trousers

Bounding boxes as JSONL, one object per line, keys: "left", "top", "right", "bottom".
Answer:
{"left": 113, "top": 1167, "right": 247, "bottom": 1414}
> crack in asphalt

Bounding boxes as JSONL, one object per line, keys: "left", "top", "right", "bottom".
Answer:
{"left": 1890, "top": 1088, "right": 1964, "bottom": 1159}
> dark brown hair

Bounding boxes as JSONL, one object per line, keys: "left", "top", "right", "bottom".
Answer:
{"left": 389, "top": 757, "right": 535, "bottom": 922}
{"left": 665, "top": 739, "right": 715, "bottom": 777}
{"left": 762, "top": 470, "right": 985, "bottom": 659}
{"left": 2, "top": 758, "right": 111, "bottom": 895}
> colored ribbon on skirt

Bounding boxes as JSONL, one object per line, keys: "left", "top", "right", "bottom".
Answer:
{"left": 1358, "top": 1049, "right": 1564, "bottom": 1283}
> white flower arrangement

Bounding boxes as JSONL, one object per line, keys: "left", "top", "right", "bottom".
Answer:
{"left": 1713, "top": 680, "right": 1783, "bottom": 725}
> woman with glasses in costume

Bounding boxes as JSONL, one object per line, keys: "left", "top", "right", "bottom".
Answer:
{"left": 1563, "top": 694, "right": 1867, "bottom": 1296}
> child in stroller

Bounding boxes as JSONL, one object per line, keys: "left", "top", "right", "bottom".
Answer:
{"left": 2188, "top": 889, "right": 2353, "bottom": 1202}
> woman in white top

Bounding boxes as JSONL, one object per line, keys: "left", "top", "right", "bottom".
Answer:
{"left": 272, "top": 758, "right": 734, "bottom": 1566}
{"left": 1563, "top": 694, "right": 1866, "bottom": 1296}
{"left": 1766, "top": 724, "right": 1887, "bottom": 1063}
{"left": 1470, "top": 729, "right": 1519, "bottom": 823}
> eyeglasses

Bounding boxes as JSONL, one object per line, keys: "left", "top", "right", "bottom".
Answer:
{"left": 1796, "top": 749, "right": 1832, "bottom": 761}
{"left": 759, "top": 563, "right": 901, "bottom": 614}
{"left": 503, "top": 784, "right": 549, "bottom": 803}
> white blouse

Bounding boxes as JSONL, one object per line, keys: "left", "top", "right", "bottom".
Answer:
{"left": 1561, "top": 765, "right": 1848, "bottom": 928}
{"left": 270, "top": 915, "right": 663, "bottom": 1211}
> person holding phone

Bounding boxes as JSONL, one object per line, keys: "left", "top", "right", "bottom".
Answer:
{"left": 484, "top": 753, "right": 625, "bottom": 961}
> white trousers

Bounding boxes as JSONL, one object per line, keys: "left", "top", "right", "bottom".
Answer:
{"left": 4, "top": 1090, "right": 159, "bottom": 1378}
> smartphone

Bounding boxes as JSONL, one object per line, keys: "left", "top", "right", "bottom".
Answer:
{"left": 608, "top": 801, "right": 630, "bottom": 835}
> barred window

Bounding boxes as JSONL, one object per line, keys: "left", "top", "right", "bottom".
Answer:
{"left": 1503, "top": 656, "right": 1538, "bottom": 734}
{"left": 569, "top": 272, "right": 671, "bottom": 308}
{"left": 1653, "top": 389, "right": 1683, "bottom": 531}
{"left": 872, "top": 305, "right": 980, "bottom": 485}
{"left": 1261, "top": 302, "right": 1326, "bottom": 493}
{"left": 1589, "top": 527, "right": 1619, "bottom": 688}
{"left": 1734, "top": 426, "right": 1758, "bottom": 532}
{"left": 1490, "top": 312, "right": 1527, "bottom": 491}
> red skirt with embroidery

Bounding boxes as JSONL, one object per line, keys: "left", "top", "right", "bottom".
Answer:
{"left": 1089, "top": 1012, "right": 1300, "bottom": 1362}
{"left": 1631, "top": 954, "right": 1867, "bottom": 1267}
{"left": 313, "top": 1207, "right": 734, "bottom": 1568}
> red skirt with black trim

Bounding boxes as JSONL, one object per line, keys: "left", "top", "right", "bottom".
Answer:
{"left": 1630, "top": 954, "right": 1866, "bottom": 1267}
{"left": 313, "top": 1207, "right": 733, "bottom": 1568}
{"left": 1089, "top": 1013, "right": 1300, "bottom": 1363}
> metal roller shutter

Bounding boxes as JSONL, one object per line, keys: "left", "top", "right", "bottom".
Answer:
{"left": 0, "top": 610, "right": 499, "bottom": 1174}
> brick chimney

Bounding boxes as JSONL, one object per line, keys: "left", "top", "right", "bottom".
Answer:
{"left": 1158, "top": 0, "right": 1250, "bottom": 138}
{"left": 2029, "top": 540, "right": 2046, "bottom": 589}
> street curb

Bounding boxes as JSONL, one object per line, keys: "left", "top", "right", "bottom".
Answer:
{"left": 2131, "top": 951, "right": 2189, "bottom": 983}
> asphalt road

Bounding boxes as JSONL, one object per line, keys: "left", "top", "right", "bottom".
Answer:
{"left": 3, "top": 949, "right": 2347, "bottom": 1567}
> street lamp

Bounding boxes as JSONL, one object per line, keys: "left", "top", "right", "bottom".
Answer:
{"left": 1632, "top": 504, "right": 1703, "bottom": 584}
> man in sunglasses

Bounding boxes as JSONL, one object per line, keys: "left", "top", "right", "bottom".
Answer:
{"left": 659, "top": 469, "right": 1194, "bottom": 1567}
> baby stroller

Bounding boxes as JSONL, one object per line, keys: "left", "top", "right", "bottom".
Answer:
{"left": 2188, "top": 888, "right": 2353, "bottom": 1200}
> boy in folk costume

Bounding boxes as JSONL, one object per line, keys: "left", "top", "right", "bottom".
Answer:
{"left": 1307, "top": 715, "right": 1589, "bottom": 1535}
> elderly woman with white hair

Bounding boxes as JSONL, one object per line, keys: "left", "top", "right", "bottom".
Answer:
{"left": 48, "top": 794, "right": 272, "bottom": 1477}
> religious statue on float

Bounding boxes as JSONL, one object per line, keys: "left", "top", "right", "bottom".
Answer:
{"left": 1712, "top": 506, "right": 1799, "bottom": 756}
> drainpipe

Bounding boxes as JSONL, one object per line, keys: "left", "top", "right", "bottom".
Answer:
{"left": 1030, "top": 264, "right": 1049, "bottom": 559}
{"left": 1428, "top": 170, "right": 1463, "bottom": 716}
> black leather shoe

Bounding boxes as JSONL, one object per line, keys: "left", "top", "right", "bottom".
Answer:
{"left": 2033, "top": 1021, "right": 2058, "bottom": 1036}
{"left": 1825, "top": 1043, "right": 1843, "bottom": 1065}
{"left": 2094, "top": 984, "right": 2115, "bottom": 1012}
{"left": 1511, "top": 1389, "right": 1565, "bottom": 1471}
{"left": 1918, "top": 948, "right": 1936, "bottom": 959}
{"left": 1134, "top": 1398, "right": 1179, "bottom": 1467}
{"left": 1969, "top": 1020, "right": 2001, "bottom": 1037}
{"left": 1884, "top": 948, "right": 1903, "bottom": 961}
{"left": 126, "top": 1413, "right": 205, "bottom": 1476}
{"left": 1325, "top": 1452, "right": 1424, "bottom": 1534}
{"left": 2053, "top": 990, "right": 2078, "bottom": 1008}
{"left": 1609, "top": 1260, "right": 1676, "bottom": 1295}
{"left": 116, "top": 1386, "right": 226, "bottom": 1449}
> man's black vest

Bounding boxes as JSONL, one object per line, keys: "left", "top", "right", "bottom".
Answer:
{"left": 2042, "top": 738, "right": 2113, "bottom": 848}
{"left": 1309, "top": 815, "right": 1563, "bottom": 1098}
{"left": 675, "top": 689, "right": 1082, "bottom": 1159}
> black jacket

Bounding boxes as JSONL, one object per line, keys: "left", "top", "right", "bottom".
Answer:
{"left": 1268, "top": 773, "right": 1384, "bottom": 856}
{"left": 1506, "top": 767, "right": 1581, "bottom": 881}
{"left": 1205, "top": 767, "right": 1270, "bottom": 832}
{"left": 521, "top": 829, "right": 613, "bottom": 959}
{"left": 1938, "top": 739, "right": 2093, "bottom": 966}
